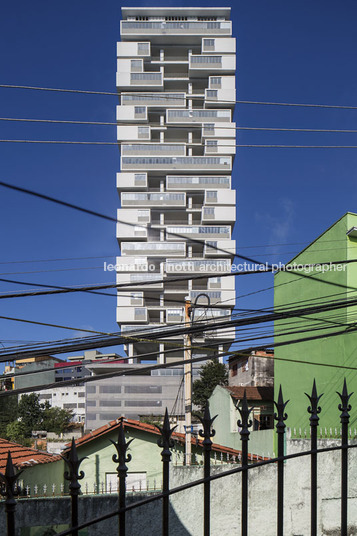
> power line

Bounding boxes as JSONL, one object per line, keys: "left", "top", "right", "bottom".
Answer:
{"left": 3, "top": 116, "right": 357, "bottom": 134}
{"left": 2, "top": 84, "right": 357, "bottom": 110}
{"left": 3, "top": 139, "right": 357, "bottom": 148}
{"left": 1, "top": 294, "right": 357, "bottom": 361}
{"left": 1, "top": 325, "right": 357, "bottom": 398}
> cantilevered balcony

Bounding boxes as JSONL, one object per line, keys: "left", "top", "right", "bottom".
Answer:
{"left": 121, "top": 192, "right": 186, "bottom": 208}
{"left": 121, "top": 156, "right": 232, "bottom": 172}
{"left": 116, "top": 70, "right": 164, "bottom": 90}
{"left": 121, "top": 92, "right": 186, "bottom": 107}
{"left": 165, "top": 258, "right": 230, "bottom": 274}
{"left": 204, "top": 190, "right": 236, "bottom": 205}
{"left": 189, "top": 54, "right": 235, "bottom": 74}
{"left": 204, "top": 239, "right": 236, "bottom": 257}
{"left": 166, "top": 176, "right": 231, "bottom": 190}
{"left": 189, "top": 290, "right": 236, "bottom": 306}
{"left": 121, "top": 242, "right": 186, "bottom": 257}
{"left": 166, "top": 109, "right": 231, "bottom": 124}
{"left": 117, "top": 272, "right": 164, "bottom": 289}
{"left": 117, "top": 41, "right": 151, "bottom": 57}
{"left": 166, "top": 225, "right": 231, "bottom": 240}
{"left": 120, "top": 20, "right": 232, "bottom": 39}
{"left": 116, "top": 306, "right": 148, "bottom": 323}
{"left": 121, "top": 144, "right": 186, "bottom": 156}
{"left": 202, "top": 206, "right": 236, "bottom": 223}
{"left": 116, "top": 173, "right": 148, "bottom": 190}
{"left": 202, "top": 123, "right": 235, "bottom": 138}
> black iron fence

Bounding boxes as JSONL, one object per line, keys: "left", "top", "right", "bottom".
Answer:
{"left": 0, "top": 379, "right": 356, "bottom": 536}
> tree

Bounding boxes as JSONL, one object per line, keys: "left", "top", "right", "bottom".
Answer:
{"left": 42, "top": 406, "right": 74, "bottom": 435}
{"left": 0, "top": 394, "right": 18, "bottom": 437}
{"left": 192, "top": 360, "right": 228, "bottom": 411}
{"left": 5, "top": 421, "right": 32, "bottom": 446}
{"left": 18, "top": 393, "right": 44, "bottom": 436}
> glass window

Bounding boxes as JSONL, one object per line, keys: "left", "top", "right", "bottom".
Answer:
{"left": 131, "top": 59, "right": 142, "bottom": 72}
{"left": 124, "top": 385, "right": 162, "bottom": 394}
{"left": 87, "top": 385, "right": 96, "bottom": 394}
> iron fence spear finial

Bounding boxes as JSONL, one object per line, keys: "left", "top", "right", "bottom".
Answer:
{"left": 306, "top": 378, "right": 323, "bottom": 426}
{"left": 0, "top": 451, "right": 23, "bottom": 536}
{"left": 157, "top": 408, "right": 177, "bottom": 536}
{"left": 110, "top": 420, "right": 134, "bottom": 536}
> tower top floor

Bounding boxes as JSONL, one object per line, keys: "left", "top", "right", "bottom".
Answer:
{"left": 121, "top": 7, "right": 231, "bottom": 20}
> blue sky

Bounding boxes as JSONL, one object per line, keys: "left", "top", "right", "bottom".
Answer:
{"left": 0, "top": 0, "right": 357, "bottom": 362}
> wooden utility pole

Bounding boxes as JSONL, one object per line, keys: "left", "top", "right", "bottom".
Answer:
{"left": 184, "top": 299, "right": 192, "bottom": 465}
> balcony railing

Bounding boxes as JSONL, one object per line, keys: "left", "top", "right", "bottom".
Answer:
{"left": 121, "top": 192, "right": 186, "bottom": 207}
{"left": 121, "top": 156, "right": 231, "bottom": 171}
{"left": 121, "top": 93, "right": 186, "bottom": 107}
{"left": 121, "top": 20, "right": 232, "bottom": 36}
{"left": 130, "top": 72, "right": 163, "bottom": 86}
{"left": 122, "top": 242, "right": 186, "bottom": 257}
{"left": 166, "top": 176, "right": 230, "bottom": 189}
{"left": 121, "top": 144, "right": 186, "bottom": 156}
{"left": 166, "top": 225, "right": 231, "bottom": 239}
{"left": 166, "top": 109, "right": 231, "bottom": 123}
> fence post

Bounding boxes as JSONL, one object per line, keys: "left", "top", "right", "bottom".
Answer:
{"left": 237, "top": 391, "right": 253, "bottom": 536}
{"left": 337, "top": 379, "right": 353, "bottom": 536}
{"left": 306, "top": 379, "right": 323, "bottom": 536}
{"left": 157, "top": 408, "right": 177, "bottom": 536}
{"left": 196, "top": 404, "right": 217, "bottom": 536}
{"left": 0, "top": 451, "right": 22, "bottom": 536}
{"left": 274, "top": 386, "right": 289, "bottom": 536}
{"left": 110, "top": 420, "right": 134, "bottom": 536}
{"left": 63, "top": 438, "right": 87, "bottom": 536}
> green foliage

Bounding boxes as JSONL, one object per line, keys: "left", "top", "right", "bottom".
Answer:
{"left": 18, "top": 393, "right": 44, "bottom": 437}
{"left": 5, "top": 421, "right": 32, "bottom": 446}
{"left": 192, "top": 360, "right": 228, "bottom": 411}
{"left": 0, "top": 394, "right": 18, "bottom": 437}
{"left": 42, "top": 406, "right": 73, "bottom": 435}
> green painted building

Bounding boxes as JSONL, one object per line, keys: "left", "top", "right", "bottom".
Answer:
{"left": 274, "top": 212, "right": 357, "bottom": 431}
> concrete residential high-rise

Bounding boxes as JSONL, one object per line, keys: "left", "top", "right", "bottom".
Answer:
{"left": 116, "top": 7, "right": 237, "bottom": 365}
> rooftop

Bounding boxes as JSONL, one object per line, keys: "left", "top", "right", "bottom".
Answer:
{"left": 0, "top": 438, "right": 61, "bottom": 472}
{"left": 121, "top": 7, "right": 231, "bottom": 18}
{"left": 64, "top": 417, "right": 266, "bottom": 460}
{"left": 226, "top": 386, "right": 274, "bottom": 401}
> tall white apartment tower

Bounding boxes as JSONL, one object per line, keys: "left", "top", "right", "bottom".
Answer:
{"left": 116, "top": 7, "right": 236, "bottom": 365}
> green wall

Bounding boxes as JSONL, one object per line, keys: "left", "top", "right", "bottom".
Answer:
{"left": 274, "top": 212, "right": 357, "bottom": 431}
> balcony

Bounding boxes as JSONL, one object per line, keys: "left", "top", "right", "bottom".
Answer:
{"left": 116, "top": 306, "right": 148, "bottom": 323}
{"left": 117, "top": 126, "right": 151, "bottom": 142}
{"left": 117, "top": 105, "right": 148, "bottom": 122}
{"left": 204, "top": 190, "right": 236, "bottom": 205}
{"left": 202, "top": 123, "right": 235, "bottom": 138}
{"left": 116, "top": 173, "right": 148, "bottom": 190}
{"left": 116, "top": 71, "right": 164, "bottom": 90}
{"left": 121, "top": 242, "right": 186, "bottom": 257}
{"left": 117, "top": 42, "right": 151, "bottom": 57}
{"left": 204, "top": 239, "right": 236, "bottom": 257}
{"left": 189, "top": 54, "right": 235, "bottom": 73}
{"left": 117, "top": 272, "right": 164, "bottom": 289}
{"left": 165, "top": 258, "right": 231, "bottom": 274}
{"left": 121, "top": 92, "right": 186, "bottom": 108}
{"left": 115, "top": 258, "right": 149, "bottom": 273}
{"left": 120, "top": 20, "right": 232, "bottom": 39}
{"left": 166, "top": 225, "right": 231, "bottom": 240}
{"left": 121, "top": 192, "right": 186, "bottom": 208}
{"left": 201, "top": 37, "right": 236, "bottom": 54}
{"left": 189, "top": 290, "right": 236, "bottom": 306}
{"left": 117, "top": 291, "right": 144, "bottom": 307}
{"left": 121, "top": 156, "right": 232, "bottom": 172}
{"left": 166, "top": 109, "right": 231, "bottom": 124}
{"left": 204, "top": 88, "right": 236, "bottom": 107}
{"left": 204, "top": 139, "right": 236, "bottom": 155}
{"left": 166, "top": 176, "right": 231, "bottom": 190}
{"left": 121, "top": 144, "right": 186, "bottom": 156}
{"left": 166, "top": 308, "right": 185, "bottom": 323}
{"left": 202, "top": 206, "right": 236, "bottom": 223}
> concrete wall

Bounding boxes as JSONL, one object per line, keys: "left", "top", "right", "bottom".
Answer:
{"left": 4, "top": 441, "right": 357, "bottom": 535}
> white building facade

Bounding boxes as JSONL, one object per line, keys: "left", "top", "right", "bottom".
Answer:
{"left": 116, "top": 7, "right": 237, "bottom": 364}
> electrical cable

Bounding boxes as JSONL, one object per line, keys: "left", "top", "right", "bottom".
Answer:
{"left": 2, "top": 84, "right": 357, "bottom": 110}
{"left": 3, "top": 116, "right": 357, "bottom": 134}
{"left": 1, "top": 325, "right": 357, "bottom": 398}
